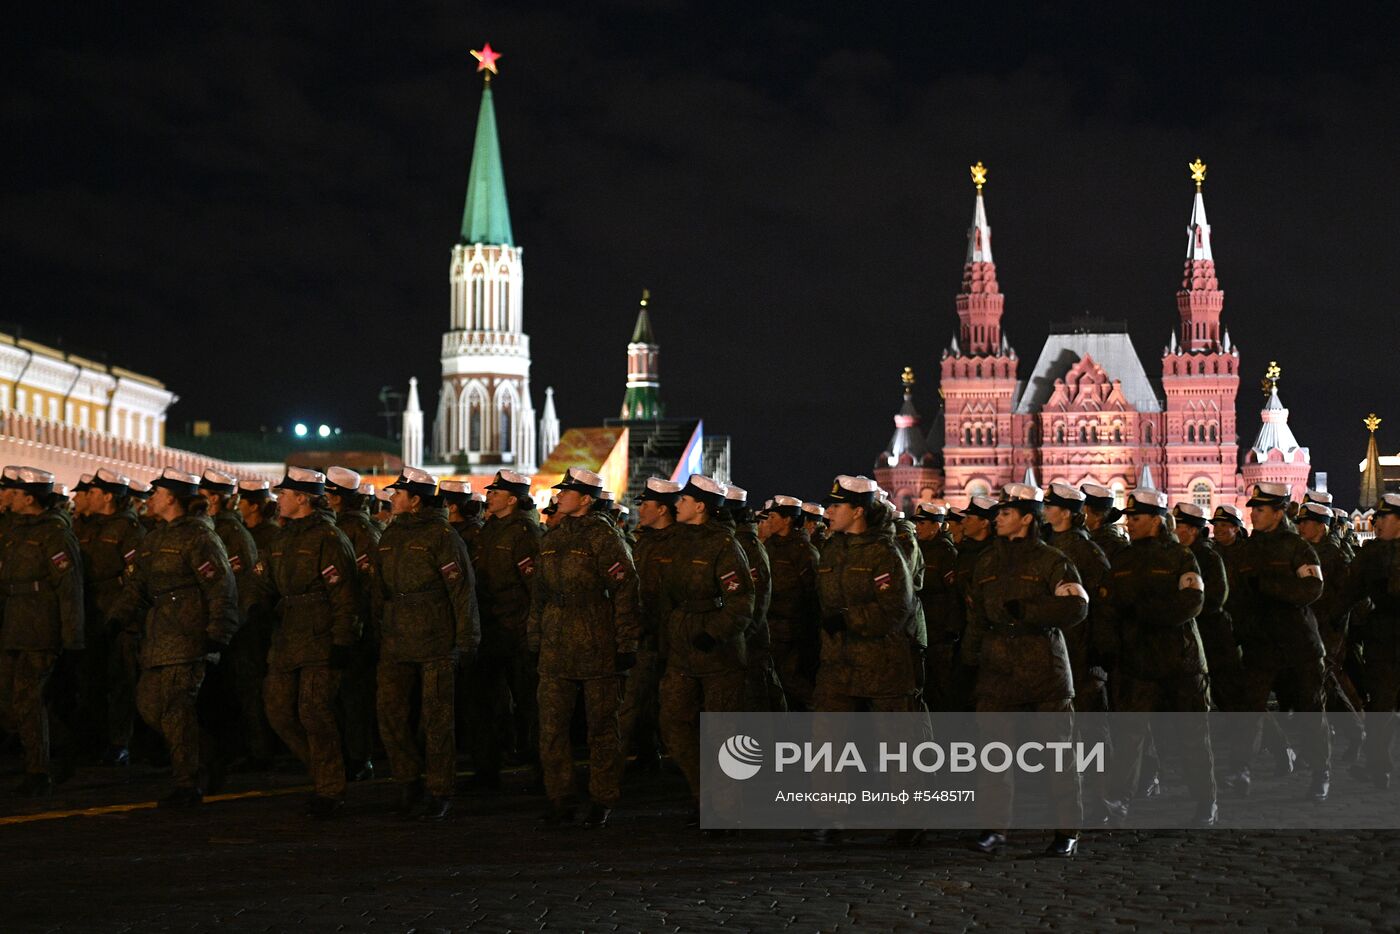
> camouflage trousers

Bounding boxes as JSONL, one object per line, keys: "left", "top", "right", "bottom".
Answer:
{"left": 0, "top": 650, "right": 57, "bottom": 775}
{"left": 265, "top": 665, "right": 346, "bottom": 798}
{"left": 975, "top": 698, "right": 1081, "bottom": 834}
{"left": 659, "top": 668, "right": 745, "bottom": 799}
{"left": 336, "top": 639, "right": 378, "bottom": 766}
{"left": 1110, "top": 674, "right": 1217, "bottom": 806}
{"left": 810, "top": 684, "right": 927, "bottom": 823}
{"left": 617, "top": 648, "right": 660, "bottom": 758}
{"left": 378, "top": 658, "right": 456, "bottom": 798}
{"left": 468, "top": 647, "right": 539, "bottom": 779}
{"left": 538, "top": 674, "right": 623, "bottom": 806}
{"left": 743, "top": 650, "right": 788, "bottom": 713}
{"left": 230, "top": 611, "right": 276, "bottom": 762}
{"left": 136, "top": 662, "right": 207, "bottom": 789}
{"left": 923, "top": 642, "right": 977, "bottom": 712}
{"left": 771, "top": 638, "right": 813, "bottom": 710}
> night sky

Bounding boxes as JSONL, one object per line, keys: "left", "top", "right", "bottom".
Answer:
{"left": 4, "top": 4, "right": 1397, "bottom": 504}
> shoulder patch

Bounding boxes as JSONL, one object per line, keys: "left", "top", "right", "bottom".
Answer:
{"left": 516, "top": 555, "right": 535, "bottom": 577}
{"left": 50, "top": 551, "right": 73, "bottom": 572}
{"left": 873, "top": 571, "right": 893, "bottom": 592}
{"left": 321, "top": 564, "right": 342, "bottom": 586}
{"left": 197, "top": 559, "right": 218, "bottom": 581}
{"left": 439, "top": 560, "right": 462, "bottom": 582}
{"left": 229, "top": 554, "right": 243, "bottom": 573}
{"left": 607, "top": 560, "right": 627, "bottom": 583}
{"left": 720, "top": 569, "right": 742, "bottom": 592}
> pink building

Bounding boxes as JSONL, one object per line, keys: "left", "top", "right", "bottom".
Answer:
{"left": 883, "top": 163, "right": 1279, "bottom": 511}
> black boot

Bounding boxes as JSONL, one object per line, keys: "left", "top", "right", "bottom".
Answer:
{"left": 102, "top": 745, "right": 130, "bottom": 767}
{"left": 395, "top": 778, "right": 425, "bottom": 817}
{"left": 1193, "top": 800, "right": 1219, "bottom": 827}
{"left": 1045, "top": 833, "right": 1078, "bottom": 858}
{"left": 418, "top": 796, "right": 452, "bottom": 821}
{"left": 582, "top": 802, "right": 612, "bottom": 828}
{"left": 1274, "top": 745, "right": 1297, "bottom": 777}
{"left": 349, "top": 759, "right": 375, "bottom": 783}
{"left": 1308, "top": 770, "right": 1330, "bottom": 802}
{"left": 973, "top": 830, "right": 1007, "bottom": 853}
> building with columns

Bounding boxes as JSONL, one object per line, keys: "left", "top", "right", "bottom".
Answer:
{"left": 891, "top": 160, "right": 1266, "bottom": 510}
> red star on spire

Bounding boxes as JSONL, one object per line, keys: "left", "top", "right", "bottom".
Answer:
{"left": 471, "top": 43, "right": 501, "bottom": 77}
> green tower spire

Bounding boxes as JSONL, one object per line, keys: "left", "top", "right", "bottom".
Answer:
{"left": 459, "top": 81, "right": 514, "bottom": 247}
{"left": 621, "top": 289, "right": 663, "bottom": 420}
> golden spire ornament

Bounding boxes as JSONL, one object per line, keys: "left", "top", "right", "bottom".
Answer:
{"left": 1189, "top": 158, "right": 1207, "bottom": 191}
{"left": 640, "top": 288, "right": 650, "bottom": 307}
{"left": 1365, "top": 413, "right": 1382, "bottom": 433}
{"left": 902, "top": 366, "right": 916, "bottom": 387}
{"left": 970, "top": 161, "right": 988, "bottom": 192}
{"left": 1261, "top": 360, "right": 1281, "bottom": 395}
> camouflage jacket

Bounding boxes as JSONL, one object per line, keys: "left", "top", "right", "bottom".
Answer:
{"left": 764, "top": 529, "right": 820, "bottom": 645}
{"left": 76, "top": 507, "right": 144, "bottom": 619}
{"left": 657, "top": 520, "right": 752, "bottom": 676}
{"left": 246, "top": 518, "right": 281, "bottom": 558}
{"left": 1352, "top": 538, "right": 1400, "bottom": 653}
{"left": 472, "top": 509, "right": 544, "bottom": 654}
{"left": 960, "top": 534, "right": 1087, "bottom": 705}
{"left": 918, "top": 534, "right": 962, "bottom": 644}
{"left": 1090, "top": 523, "right": 1130, "bottom": 561}
{"left": 892, "top": 517, "right": 928, "bottom": 648}
{"left": 371, "top": 508, "right": 480, "bottom": 663}
{"left": 724, "top": 518, "right": 772, "bottom": 653}
{"left": 213, "top": 510, "right": 259, "bottom": 615}
{"left": 1047, "top": 526, "right": 1110, "bottom": 674}
{"left": 335, "top": 506, "right": 381, "bottom": 641}
{"left": 633, "top": 522, "right": 681, "bottom": 651}
{"left": 110, "top": 514, "right": 238, "bottom": 667}
{"left": 816, "top": 522, "right": 917, "bottom": 698}
{"left": 451, "top": 516, "right": 485, "bottom": 552}
{"left": 1187, "top": 537, "right": 1235, "bottom": 666}
{"left": 1310, "top": 536, "right": 1355, "bottom": 659}
{"left": 1231, "top": 525, "right": 1325, "bottom": 664}
{"left": 265, "top": 512, "right": 360, "bottom": 671}
{"left": 528, "top": 512, "right": 640, "bottom": 679}
{"left": 0, "top": 509, "right": 84, "bottom": 652}
{"left": 1102, "top": 533, "right": 1207, "bottom": 681}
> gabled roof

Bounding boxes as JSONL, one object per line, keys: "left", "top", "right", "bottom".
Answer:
{"left": 1015, "top": 330, "right": 1162, "bottom": 414}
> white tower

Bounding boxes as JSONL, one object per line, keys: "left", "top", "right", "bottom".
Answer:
{"left": 402, "top": 376, "right": 424, "bottom": 468}
{"left": 433, "top": 50, "right": 537, "bottom": 472}
{"left": 538, "top": 386, "right": 560, "bottom": 465}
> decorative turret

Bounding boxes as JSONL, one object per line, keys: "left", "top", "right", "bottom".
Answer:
{"left": 955, "top": 161, "right": 1005, "bottom": 356}
{"left": 875, "top": 367, "right": 944, "bottom": 508}
{"left": 1176, "top": 158, "right": 1224, "bottom": 352}
{"left": 1360, "top": 413, "right": 1384, "bottom": 507}
{"left": 1241, "top": 361, "right": 1310, "bottom": 500}
{"left": 538, "top": 386, "right": 560, "bottom": 465}
{"left": 402, "top": 376, "right": 423, "bottom": 468}
{"left": 620, "top": 289, "right": 663, "bottom": 420}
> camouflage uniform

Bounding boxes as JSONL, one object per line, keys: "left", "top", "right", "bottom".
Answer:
{"left": 1188, "top": 536, "right": 1239, "bottom": 708}
{"left": 726, "top": 515, "right": 784, "bottom": 712}
{"left": 451, "top": 515, "right": 485, "bottom": 551}
{"left": 949, "top": 533, "right": 993, "bottom": 710}
{"left": 528, "top": 512, "right": 640, "bottom": 807}
{"left": 371, "top": 508, "right": 480, "bottom": 799}
{"left": 74, "top": 506, "right": 144, "bottom": 751}
{"left": 764, "top": 528, "right": 820, "bottom": 710}
{"left": 468, "top": 509, "right": 544, "bottom": 782}
{"left": 1101, "top": 532, "right": 1216, "bottom": 810}
{"left": 109, "top": 515, "right": 238, "bottom": 790}
{"left": 334, "top": 504, "right": 382, "bottom": 772}
{"left": 263, "top": 512, "right": 359, "bottom": 799}
{"left": 1046, "top": 527, "right": 1111, "bottom": 710}
{"left": 891, "top": 516, "right": 929, "bottom": 706}
{"left": 1090, "top": 523, "right": 1130, "bottom": 561}
{"left": 0, "top": 509, "right": 84, "bottom": 778}
{"left": 237, "top": 517, "right": 280, "bottom": 762}
{"left": 1230, "top": 525, "right": 1329, "bottom": 780}
{"left": 657, "top": 520, "right": 753, "bottom": 798}
{"left": 619, "top": 522, "right": 678, "bottom": 761}
{"left": 960, "top": 531, "right": 1087, "bottom": 831}
{"left": 1351, "top": 538, "right": 1400, "bottom": 776}
{"left": 917, "top": 531, "right": 962, "bottom": 711}
{"left": 209, "top": 509, "right": 261, "bottom": 765}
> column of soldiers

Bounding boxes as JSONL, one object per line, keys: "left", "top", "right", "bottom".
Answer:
{"left": 5, "top": 458, "right": 1400, "bottom": 849}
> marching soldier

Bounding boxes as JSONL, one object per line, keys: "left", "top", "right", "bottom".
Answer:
{"left": 1102, "top": 488, "right": 1217, "bottom": 826}
{"left": 529, "top": 467, "right": 640, "bottom": 827}
{"left": 263, "top": 468, "right": 360, "bottom": 818}
{"left": 1229, "top": 483, "right": 1330, "bottom": 800}
{"left": 442, "top": 482, "right": 486, "bottom": 549}
{"left": 960, "top": 483, "right": 1086, "bottom": 857}
{"left": 657, "top": 473, "right": 753, "bottom": 822}
{"left": 1043, "top": 484, "right": 1112, "bottom": 713}
{"left": 1296, "top": 502, "right": 1365, "bottom": 761}
{"left": 1081, "top": 483, "right": 1128, "bottom": 560}
{"left": 1172, "top": 503, "right": 1239, "bottom": 711}
{"left": 0, "top": 468, "right": 84, "bottom": 795}
{"left": 74, "top": 469, "right": 145, "bottom": 767}
{"left": 720, "top": 485, "right": 784, "bottom": 712}
{"left": 619, "top": 478, "right": 682, "bottom": 770}
{"left": 468, "top": 469, "right": 543, "bottom": 790}
{"left": 129, "top": 479, "right": 159, "bottom": 531}
{"left": 109, "top": 468, "right": 238, "bottom": 806}
{"left": 763, "top": 495, "right": 821, "bottom": 711}
{"left": 373, "top": 467, "right": 480, "bottom": 820}
{"left": 1351, "top": 493, "right": 1400, "bottom": 787}
{"left": 912, "top": 503, "right": 962, "bottom": 712}
{"left": 232, "top": 479, "right": 279, "bottom": 769}
{"left": 802, "top": 502, "right": 828, "bottom": 550}
{"left": 326, "top": 467, "right": 381, "bottom": 784}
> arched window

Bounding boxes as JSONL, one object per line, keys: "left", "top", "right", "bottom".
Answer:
{"left": 964, "top": 427, "right": 973, "bottom": 445}
{"left": 1090, "top": 425, "right": 1098, "bottom": 442}
{"left": 1080, "top": 425, "right": 1088, "bottom": 443}
{"left": 1192, "top": 482, "right": 1212, "bottom": 509}
{"left": 1113, "top": 426, "right": 1123, "bottom": 443}
{"left": 499, "top": 401, "right": 513, "bottom": 453}
{"left": 1208, "top": 423, "right": 1217, "bottom": 442}
{"left": 1056, "top": 425, "right": 1065, "bottom": 444}
{"left": 976, "top": 363, "right": 983, "bottom": 378}
{"left": 976, "top": 427, "right": 984, "bottom": 445}
{"left": 1188, "top": 425, "right": 1196, "bottom": 443}
{"left": 1144, "top": 422, "right": 1153, "bottom": 444}
{"left": 1198, "top": 360, "right": 1206, "bottom": 374}
{"left": 468, "top": 392, "right": 484, "bottom": 451}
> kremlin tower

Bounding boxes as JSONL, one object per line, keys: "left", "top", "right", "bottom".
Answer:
{"left": 874, "top": 367, "right": 943, "bottom": 512}
{"left": 1240, "top": 362, "right": 1311, "bottom": 500}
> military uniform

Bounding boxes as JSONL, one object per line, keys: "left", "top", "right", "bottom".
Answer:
{"left": 1350, "top": 507, "right": 1400, "bottom": 781}
{"left": 917, "top": 529, "right": 961, "bottom": 711}
{"left": 764, "top": 524, "right": 820, "bottom": 710}
{"left": 1187, "top": 534, "right": 1239, "bottom": 709}
{"left": 237, "top": 483, "right": 281, "bottom": 765}
{"left": 333, "top": 497, "right": 382, "bottom": 777}
{"left": 263, "top": 501, "right": 360, "bottom": 803}
{"left": 109, "top": 488, "right": 238, "bottom": 797}
{"left": 1303, "top": 520, "right": 1365, "bottom": 758}
{"left": 528, "top": 501, "right": 640, "bottom": 810}
{"left": 371, "top": 499, "right": 480, "bottom": 804}
{"left": 207, "top": 506, "right": 260, "bottom": 769}
{"left": 469, "top": 506, "right": 543, "bottom": 783}
{"left": 619, "top": 520, "right": 677, "bottom": 764}
{"left": 724, "top": 507, "right": 784, "bottom": 712}
{"left": 0, "top": 499, "right": 84, "bottom": 785}
{"left": 1046, "top": 525, "right": 1110, "bottom": 712}
{"left": 74, "top": 496, "right": 144, "bottom": 755}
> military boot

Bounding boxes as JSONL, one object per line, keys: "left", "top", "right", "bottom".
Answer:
{"left": 972, "top": 831, "right": 1007, "bottom": 853}
{"left": 395, "top": 778, "right": 425, "bottom": 817}
{"left": 1308, "top": 770, "right": 1330, "bottom": 802}
{"left": 419, "top": 796, "right": 452, "bottom": 821}
{"left": 581, "top": 802, "right": 612, "bottom": 828}
{"left": 1045, "top": 833, "right": 1079, "bottom": 858}
{"left": 158, "top": 786, "right": 203, "bottom": 808}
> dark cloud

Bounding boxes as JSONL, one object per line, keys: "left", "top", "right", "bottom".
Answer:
{"left": 2, "top": 3, "right": 1396, "bottom": 502}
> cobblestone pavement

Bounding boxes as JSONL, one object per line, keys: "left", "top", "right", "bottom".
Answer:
{"left": 3, "top": 754, "right": 1399, "bottom": 932}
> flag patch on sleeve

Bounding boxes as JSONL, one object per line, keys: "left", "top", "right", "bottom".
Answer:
{"left": 356, "top": 553, "right": 371, "bottom": 573}
{"left": 517, "top": 555, "right": 535, "bottom": 577}
{"left": 123, "top": 548, "right": 137, "bottom": 566}
{"left": 721, "top": 570, "right": 741, "bottom": 592}
{"left": 229, "top": 555, "right": 243, "bottom": 573}
{"left": 874, "top": 571, "right": 892, "bottom": 592}
{"left": 321, "top": 564, "right": 342, "bottom": 585}
{"left": 608, "top": 561, "right": 626, "bottom": 582}
{"left": 197, "top": 560, "right": 217, "bottom": 581}
{"left": 440, "top": 561, "right": 461, "bottom": 582}
{"left": 50, "top": 551, "right": 72, "bottom": 572}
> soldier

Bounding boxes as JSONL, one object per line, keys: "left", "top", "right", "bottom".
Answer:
{"left": 129, "top": 479, "right": 159, "bottom": 531}
{"left": 886, "top": 496, "right": 929, "bottom": 708}
{"left": 1172, "top": 504, "right": 1240, "bottom": 711}
{"left": 1081, "top": 483, "right": 1128, "bottom": 560}
{"left": 325, "top": 467, "right": 381, "bottom": 784}
{"left": 912, "top": 503, "right": 962, "bottom": 712}
{"left": 619, "top": 478, "right": 681, "bottom": 771}
{"left": 1351, "top": 493, "right": 1400, "bottom": 787}
{"left": 1100, "top": 488, "right": 1216, "bottom": 826}
{"left": 764, "top": 495, "right": 821, "bottom": 712}
{"left": 0, "top": 468, "right": 84, "bottom": 795}
{"left": 468, "top": 469, "right": 544, "bottom": 790}
{"left": 541, "top": 495, "right": 563, "bottom": 531}
{"left": 261, "top": 468, "right": 360, "bottom": 819}
{"left": 1296, "top": 502, "right": 1365, "bottom": 762}
{"left": 960, "top": 483, "right": 1086, "bottom": 857}
{"left": 372, "top": 466, "right": 480, "bottom": 820}
{"left": 442, "top": 481, "right": 486, "bottom": 549}
{"left": 108, "top": 468, "right": 238, "bottom": 806}
{"left": 371, "top": 489, "right": 394, "bottom": 531}
{"left": 529, "top": 467, "right": 640, "bottom": 828}
{"left": 1228, "top": 482, "right": 1330, "bottom": 801}
{"left": 945, "top": 505, "right": 966, "bottom": 546}
{"left": 658, "top": 473, "right": 753, "bottom": 824}
{"left": 720, "top": 485, "right": 784, "bottom": 712}
{"left": 233, "top": 479, "right": 280, "bottom": 768}
{"left": 74, "top": 469, "right": 145, "bottom": 767}
{"left": 802, "top": 502, "right": 828, "bottom": 551}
